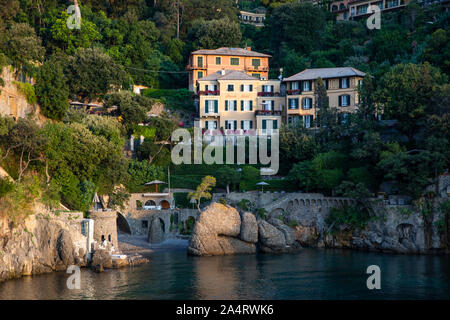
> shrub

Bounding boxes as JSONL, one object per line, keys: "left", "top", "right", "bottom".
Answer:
{"left": 13, "top": 81, "right": 37, "bottom": 105}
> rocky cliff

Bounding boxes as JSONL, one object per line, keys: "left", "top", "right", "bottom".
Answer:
{"left": 188, "top": 199, "right": 449, "bottom": 256}
{"left": 283, "top": 200, "right": 448, "bottom": 254}
{"left": 0, "top": 206, "right": 87, "bottom": 282}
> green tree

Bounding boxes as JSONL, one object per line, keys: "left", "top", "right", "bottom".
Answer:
{"left": 216, "top": 166, "right": 240, "bottom": 194}
{"left": 35, "top": 56, "right": 69, "bottom": 120}
{"left": 1, "top": 23, "right": 44, "bottom": 75}
{"left": 187, "top": 17, "right": 242, "bottom": 49}
{"left": 65, "top": 48, "right": 127, "bottom": 102}
{"left": 375, "top": 63, "right": 447, "bottom": 144}
{"left": 188, "top": 175, "right": 216, "bottom": 212}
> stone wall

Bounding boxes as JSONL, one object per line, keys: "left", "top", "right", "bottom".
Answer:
{"left": 89, "top": 210, "right": 118, "bottom": 249}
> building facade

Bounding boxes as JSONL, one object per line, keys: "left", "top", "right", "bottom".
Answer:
{"left": 283, "top": 67, "right": 365, "bottom": 127}
{"left": 198, "top": 70, "right": 284, "bottom": 135}
{"left": 239, "top": 10, "right": 266, "bottom": 27}
{"left": 187, "top": 47, "right": 271, "bottom": 92}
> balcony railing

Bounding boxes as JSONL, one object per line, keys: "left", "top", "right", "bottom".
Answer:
{"left": 287, "top": 89, "right": 301, "bottom": 95}
{"left": 198, "top": 90, "right": 220, "bottom": 96}
{"left": 245, "top": 66, "right": 269, "bottom": 72}
{"left": 186, "top": 64, "right": 207, "bottom": 70}
{"left": 255, "top": 110, "right": 282, "bottom": 116}
{"left": 257, "top": 92, "right": 280, "bottom": 97}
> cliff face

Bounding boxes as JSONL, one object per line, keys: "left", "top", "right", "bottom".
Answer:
{"left": 0, "top": 206, "right": 87, "bottom": 282}
{"left": 286, "top": 202, "right": 447, "bottom": 254}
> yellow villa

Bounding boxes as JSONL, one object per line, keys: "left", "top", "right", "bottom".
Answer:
{"left": 197, "top": 70, "right": 284, "bottom": 135}
{"left": 283, "top": 67, "right": 365, "bottom": 127}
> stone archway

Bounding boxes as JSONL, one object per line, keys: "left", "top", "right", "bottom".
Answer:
{"left": 160, "top": 200, "right": 170, "bottom": 210}
{"left": 116, "top": 212, "right": 131, "bottom": 234}
{"left": 148, "top": 216, "right": 165, "bottom": 243}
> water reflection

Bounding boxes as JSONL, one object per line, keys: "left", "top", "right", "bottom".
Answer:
{"left": 0, "top": 249, "right": 449, "bottom": 300}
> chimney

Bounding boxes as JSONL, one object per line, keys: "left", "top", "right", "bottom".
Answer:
{"left": 246, "top": 47, "right": 252, "bottom": 51}
{"left": 220, "top": 69, "right": 226, "bottom": 75}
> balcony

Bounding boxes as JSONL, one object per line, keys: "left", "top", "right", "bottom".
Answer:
{"left": 255, "top": 110, "right": 282, "bottom": 116}
{"left": 186, "top": 64, "right": 207, "bottom": 70}
{"left": 198, "top": 90, "right": 220, "bottom": 96}
{"left": 287, "top": 89, "right": 301, "bottom": 95}
{"left": 245, "top": 65, "right": 269, "bottom": 72}
{"left": 257, "top": 92, "right": 280, "bottom": 97}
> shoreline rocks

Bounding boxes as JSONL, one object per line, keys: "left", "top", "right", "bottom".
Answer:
{"left": 188, "top": 203, "right": 302, "bottom": 256}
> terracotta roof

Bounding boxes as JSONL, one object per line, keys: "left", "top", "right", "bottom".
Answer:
{"left": 191, "top": 47, "right": 271, "bottom": 58}
{"left": 198, "top": 70, "right": 259, "bottom": 81}
{"left": 284, "top": 67, "right": 365, "bottom": 81}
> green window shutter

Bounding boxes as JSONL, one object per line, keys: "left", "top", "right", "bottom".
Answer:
{"left": 225, "top": 100, "right": 228, "bottom": 111}
{"left": 234, "top": 101, "right": 237, "bottom": 111}
{"left": 250, "top": 101, "right": 253, "bottom": 111}
{"left": 205, "top": 100, "right": 208, "bottom": 113}
{"left": 234, "top": 121, "right": 237, "bottom": 130}
{"left": 225, "top": 120, "right": 228, "bottom": 129}
{"left": 240, "top": 84, "right": 244, "bottom": 91}
{"left": 249, "top": 85, "right": 253, "bottom": 92}
{"left": 241, "top": 101, "right": 244, "bottom": 111}
{"left": 262, "top": 120, "right": 267, "bottom": 130}
{"left": 338, "top": 96, "right": 342, "bottom": 107}
{"left": 250, "top": 120, "right": 253, "bottom": 129}
{"left": 339, "top": 78, "right": 342, "bottom": 89}
{"left": 241, "top": 120, "right": 244, "bottom": 129}
{"left": 214, "top": 100, "right": 218, "bottom": 113}
{"left": 273, "top": 120, "right": 278, "bottom": 130}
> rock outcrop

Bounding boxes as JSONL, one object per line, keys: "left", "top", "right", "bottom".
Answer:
{"left": 188, "top": 203, "right": 301, "bottom": 256}
{"left": 148, "top": 216, "right": 165, "bottom": 244}
{"left": 239, "top": 212, "right": 258, "bottom": 243}
{"left": 188, "top": 203, "right": 256, "bottom": 256}
{"left": 0, "top": 214, "right": 86, "bottom": 282}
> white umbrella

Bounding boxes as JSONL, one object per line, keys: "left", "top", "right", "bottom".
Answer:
{"left": 144, "top": 180, "right": 167, "bottom": 192}
{"left": 256, "top": 181, "right": 270, "bottom": 192}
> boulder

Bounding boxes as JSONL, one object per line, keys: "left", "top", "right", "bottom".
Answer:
{"left": 56, "top": 230, "right": 75, "bottom": 266}
{"left": 90, "top": 249, "right": 112, "bottom": 272}
{"left": 148, "top": 217, "right": 165, "bottom": 244}
{"left": 293, "top": 225, "right": 320, "bottom": 247}
{"left": 240, "top": 212, "right": 258, "bottom": 243}
{"left": 258, "top": 220, "right": 286, "bottom": 250}
{"left": 188, "top": 203, "right": 256, "bottom": 256}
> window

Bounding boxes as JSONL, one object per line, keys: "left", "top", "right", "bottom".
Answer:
{"left": 324, "top": 79, "right": 329, "bottom": 90}
{"left": 252, "top": 59, "right": 260, "bottom": 68}
{"left": 197, "top": 71, "right": 204, "bottom": 79}
{"left": 197, "top": 56, "right": 203, "bottom": 68}
{"left": 230, "top": 58, "right": 240, "bottom": 65}
{"left": 227, "top": 84, "right": 234, "bottom": 92}
{"left": 206, "top": 121, "right": 217, "bottom": 130}
{"left": 340, "top": 77, "right": 349, "bottom": 89}
{"left": 216, "top": 57, "right": 221, "bottom": 65}
{"left": 206, "top": 84, "right": 217, "bottom": 91}
{"left": 302, "top": 81, "right": 312, "bottom": 92}
{"left": 225, "top": 100, "right": 237, "bottom": 111}
{"left": 262, "top": 85, "right": 274, "bottom": 92}
{"left": 241, "top": 120, "right": 253, "bottom": 130}
{"left": 305, "top": 115, "right": 313, "bottom": 128}
{"left": 240, "top": 100, "right": 253, "bottom": 111}
{"left": 288, "top": 98, "right": 299, "bottom": 109}
{"left": 252, "top": 73, "right": 261, "bottom": 79}
{"left": 262, "top": 100, "right": 275, "bottom": 111}
{"left": 225, "top": 120, "right": 237, "bottom": 130}
{"left": 291, "top": 82, "right": 299, "bottom": 90}
{"left": 240, "top": 84, "right": 253, "bottom": 92}
{"left": 302, "top": 98, "right": 312, "bottom": 109}
{"left": 205, "top": 100, "right": 218, "bottom": 113}
{"left": 141, "top": 220, "right": 148, "bottom": 228}
{"left": 339, "top": 95, "right": 351, "bottom": 107}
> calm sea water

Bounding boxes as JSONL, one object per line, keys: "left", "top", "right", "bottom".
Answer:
{"left": 1, "top": 247, "right": 450, "bottom": 300}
